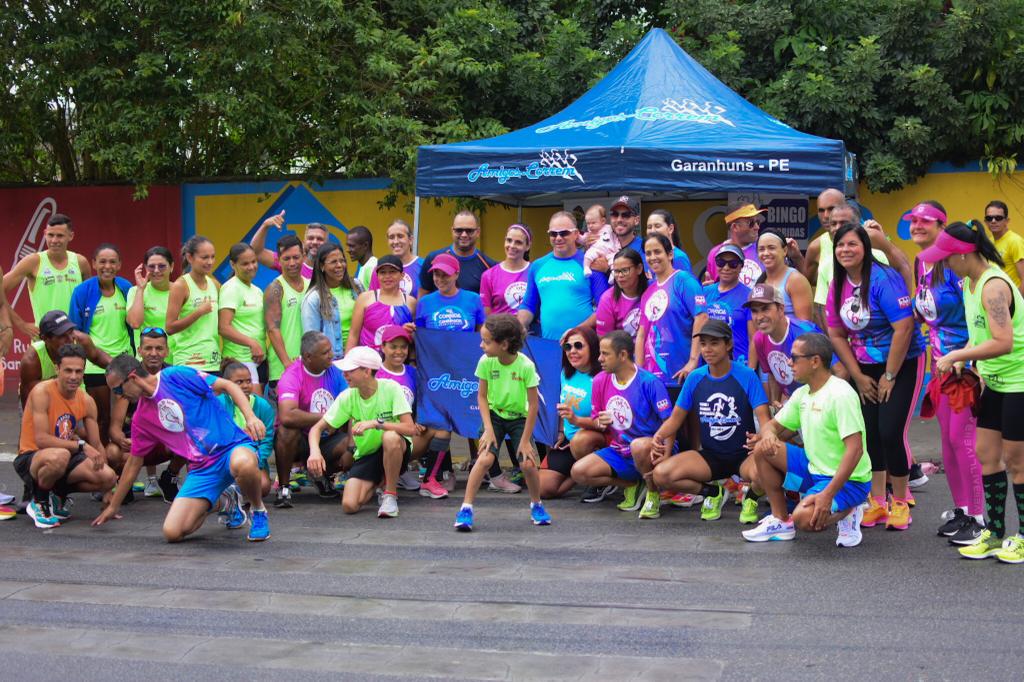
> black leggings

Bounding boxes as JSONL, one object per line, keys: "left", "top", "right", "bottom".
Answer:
{"left": 858, "top": 356, "right": 924, "bottom": 477}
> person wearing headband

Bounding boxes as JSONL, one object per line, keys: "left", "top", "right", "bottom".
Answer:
{"left": 755, "top": 228, "right": 813, "bottom": 321}
{"left": 926, "top": 221, "right": 1024, "bottom": 563}
{"left": 983, "top": 200, "right": 1024, "bottom": 293}
{"left": 480, "top": 224, "right": 531, "bottom": 315}
{"left": 909, "top": 202, "right": 984, "bottom": 542}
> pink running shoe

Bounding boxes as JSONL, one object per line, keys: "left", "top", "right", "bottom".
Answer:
{"left": 419, "top": 478, "right": 449, "bottom": 499}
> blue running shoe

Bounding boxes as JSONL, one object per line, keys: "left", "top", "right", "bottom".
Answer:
{"left": 454, "top": 506, "right": 474, "bottom": 532}
{"left": 530, "top": 502, "right": 552, "bottom": 526}
{"left": 49, "top": 492, "right": 72, "bottom": 520}
{"left": 223, "top": 485, "right": 248, "bottom": 529}
{"left": 248, "top": 510, "right": 270, "bottom": 542}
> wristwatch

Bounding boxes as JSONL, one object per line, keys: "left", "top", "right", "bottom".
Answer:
{"left": 376, "top": 416, "right": 386, "bottom": 428}
{"left": 77, "top": 439, "right": 86, "bottom": 453}
{"left": 883, "top": 371, "right": 895, "bottom": 381}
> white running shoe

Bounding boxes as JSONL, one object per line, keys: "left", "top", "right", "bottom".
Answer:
{"left": 487, "top": 473, "right": 522, "bottom": 494}
{"left": 378, "top": 493, "right": 399, "bottom": 518}
{"left": 143, "top": 476, "right": 161, "bottom": 497}
{"left": 741, "top": 514, "right": 795, "bottom": 542}
{"left": 836, "top": 504, "right": 865, "bottom": 548}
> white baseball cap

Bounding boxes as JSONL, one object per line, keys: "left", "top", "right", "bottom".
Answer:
{"left": 336, "top": 346, "right": 383, "bottom": 372}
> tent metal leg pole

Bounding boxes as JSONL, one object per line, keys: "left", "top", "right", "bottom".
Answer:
{"left": 517, "top": 204, "right": 523, "bottom": 224}
{"left": 413, "top": 195, "right": 421, "bottom": 251}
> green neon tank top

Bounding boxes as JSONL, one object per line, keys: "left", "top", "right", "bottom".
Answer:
{"left": 219, "top": 277, "right": 266, "bottom": 363}
{"left": 30, "top": 251, "right": 83, "bottom": 322}
{"left": 269, "top": 275, "right": 309, "bottom": 381}
{"left": 86, "top": 288, "right": 131, "bottom": 374}
{"left": 964, "top": 266, "right": 1024, "bottom": 392}
{"left": 172, "top": 274, "right": 221, "bottom": 371}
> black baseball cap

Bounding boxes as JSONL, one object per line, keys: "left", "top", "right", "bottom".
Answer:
{"left": 39, "top": 311, "right": 76, "bottom": 337}
{"left": 693, "top": 319, "right": 733, "bottom": 339}
{"left": 375, "top": 255, "right": 404, "bottom": 272}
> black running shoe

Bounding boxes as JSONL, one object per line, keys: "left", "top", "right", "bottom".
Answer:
{"left": 581, "top": 485, "right": 617, "bottom": 503}
{"left": 158, "top": 469, "right": 179, "bottom": 503}
{"left": 313, "top": 477, "right": 341, "bottom": 499}
{"left": 949, "top": 518, "right": 985, "bottom": 545}
{"left": 908, "top": 462, "right": 929, "bottom": 489}
{"left": 937, "top": 508, "right": 967, "bottom": 536}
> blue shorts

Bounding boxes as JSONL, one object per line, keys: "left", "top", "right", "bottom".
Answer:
{"left": 177, "top": 444, "right": 257, "bottom": 508}
{"left": 594, "top": 446, "right": 641, "bottom": 482}
{"left": 782, "top": 444, "right": 870, "bottom": 513}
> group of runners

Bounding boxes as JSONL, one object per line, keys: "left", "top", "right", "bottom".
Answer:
{"left": 3, "top": 191, "right": 1023, "bottom": 562}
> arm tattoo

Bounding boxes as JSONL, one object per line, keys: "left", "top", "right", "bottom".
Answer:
{"left": 987, "top": 288, "right": 1010, "bottom": 328}
{"left": 265, "top": 282, "right": 283, "bottom": 330}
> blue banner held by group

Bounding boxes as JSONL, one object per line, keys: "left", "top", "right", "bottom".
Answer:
{"left": 414, "top": 328, "right": 561, "bottom": 446}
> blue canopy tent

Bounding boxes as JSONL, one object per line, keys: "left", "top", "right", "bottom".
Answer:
{"left": 415, "top": 28, "right": 852, "bottom": 223}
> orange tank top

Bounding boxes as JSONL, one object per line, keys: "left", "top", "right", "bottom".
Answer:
{"left": 19, "top": 380, "right": 89, "bottom": 454}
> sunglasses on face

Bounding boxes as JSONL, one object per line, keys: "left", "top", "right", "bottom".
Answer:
{"left": 610, "top": 210, "right": 633, "bottom": 218}
{"left": 453, "top": 228, "right": 477, "bottom": 235}
{"left": 563, "top": 341, "right": 585, "bottom": 352}
{"left": 985, "top": 215, "right": 1007, "bottom": 223}
{"left": 112, "top": 370, "right": 137, "bottom": 396}
{"left": 715, "top": 258, "right": 742, "bottom": 269}
{"left": 548, "top": 230, "right": 573, "bottom": 239}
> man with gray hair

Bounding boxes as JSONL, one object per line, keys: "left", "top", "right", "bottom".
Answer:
{"left": 272, "top": 331, "right": 350, "bottom": 508}
{"left": 743, "top": 333, "right": 872, "bottom": 548}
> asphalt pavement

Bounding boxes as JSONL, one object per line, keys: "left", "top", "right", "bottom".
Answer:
{"left": 0, "top": 389, "right": 1019, "bottom": 680}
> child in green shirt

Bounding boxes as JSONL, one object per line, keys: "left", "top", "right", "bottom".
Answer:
{"left": 454, "top": 314, "right": 551, "bottom": 531}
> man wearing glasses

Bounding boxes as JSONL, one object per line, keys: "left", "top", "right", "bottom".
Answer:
{"left": 419, "top": 211, "right": 496, "bottom": 296}
{"left": 589, "top": 196, "right": 644, "bottom": 274}
{"left": 984, "top": 200, "right": 1024, "bottom": 294}
{"left": 94, "top": 353, "right": 270, "bottom": 542}
{"left": 517, "top": 211, "right": 609, "bottom": 340}
{"left": 704, "top": 203, "right": 767, "bottom": 287}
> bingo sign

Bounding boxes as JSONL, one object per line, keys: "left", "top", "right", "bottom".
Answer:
{"left": 728, "top": 193, "right": 810, "bottom": 247}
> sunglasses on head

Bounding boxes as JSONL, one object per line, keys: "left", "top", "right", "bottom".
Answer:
{"left": 715, "top": 257, "right": 742, "bottom": 268}
{"left": 985, "top": 215, "right": 1006, "bottom": 223}
{"left": 610, "top": 210, "right": 633, "bottom": 218}
{"left": 562, "top": 341, "right": 585, "bottom": 352}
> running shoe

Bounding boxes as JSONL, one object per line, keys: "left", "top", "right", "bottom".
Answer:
{"left": 861, "top": 497, "right": 888, "bottom": 527}
{"left": 617, "top": 482, "right": 646, "bottom": 511}
{"left": 49, "top": 492, "right": 72, "bottom": 521}
{"left": 274, "top": 486, "right": 293, "bottom": 509}
{"left": 638, "top": 492, "right": 661, "bottom": 519}
{"left": 454, "top": 505, "right": 474, "bottom": 531}
{"left": 131, "top": 481, "right": 145, "bottom": 493}
{"left": 27, "top": 499, "right": 61, "bottom": 529}
{"left": 581, "top": 485, "right": 617, "bottom": 503}
{"left": 508, "top": 468, "right": 524, "bottom": 485}
{"left": 742, "top": 514, "right": 795, "bottom": 542}
{"left": 487, "top": 473, "right": 521, "bottom": 494}
{"left": 0, "top": 505, "right": 16, "bottom": 521}
{"left": 836, "top": 504, "right": 865, "bottom": 548}
{"left": 223, "top": 485, "right": 248, "bottom": 529}
{"left": 958, "top": 529, "right": 1003, "bottom": 559}
{"left": 248, "top": 510, "right": 270, "bottom": 542}
{"left": 739, "top": 496, "right": 759, "bottom": 524}
{"left": 442, "top": 471, "right": 457, "bottom": 492}
{"left": 995, "top": 535, "right": 1024, "bottom": 564}
{"left": 723, "top": 478, "right": 746, "bottom": 505}
{"left": 313, "top": 477, "right": 341, "bottom": 499}
{"left": 530, "top": 502, "right": 552, "bottom": 526}
{"left": 377, "top": 493, "right": 399, "bottom": 519}
{"left": 333, "top": 472, "right": 349, "bottom": 491}
{"left": 700, "top": 485, "right": 728, "bottom": 521}
{"left": 908, "top": 463, "right": 929, "bottom": 489}
{"left": 670, "top": 493, "right": 703, "bottom": 508}
{"left": 291, "top": 468, "right": 309, "bottom": 487}
{"left": 397, "top": 470, "right": 421, "bottom": 491}
{"left": 938, "top": 508, "right": 968, "bottom": 536}
{"left": 158, "top": 470, "right": 179, "bottom": 503}
{"left": 144, "top": 476, "right": 160, "bottom": 497}
{"left": 419, "top": 478, "right": 449, "bottom": 499}
{"left": 886, "top": 500, "right": 911, "bottom": 530}
{"left": 906, "top": 490, "right": 916, "bottom": 507}
{"left": 949, "top": 518, "right": 985, "bottom": 545}
{"left": 0, "top": 492, "right": 15, "bottom": 505}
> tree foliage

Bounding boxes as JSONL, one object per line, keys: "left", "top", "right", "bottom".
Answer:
{"left": 1, "top": 0, "right": 1021, "bottom": 199}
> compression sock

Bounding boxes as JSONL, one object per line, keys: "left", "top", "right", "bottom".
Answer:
{"left": 698, "top": 483, "right": 721, "bottom": 499}
{"left": 982, "top": 472, "right": 1009, "bottom": 538}
{"left": 1014, "top": 485, "right": 1024, "bottom": 532}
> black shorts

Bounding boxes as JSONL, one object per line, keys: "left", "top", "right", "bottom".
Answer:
{"left": 541, "top": 442, "right": 574, "bottom": 477}
{"left": 348, "top": 441, "right": 412, "bottom": 484}
{"left": 84, "top": 373, "right": 107, "bottom": 388}
{"left": 977, "top": 388, "right": 1024, "bottom": 441}
{"left": 285, "top": 429, "right": 349, "bottom": 464}
{"left": 698, "top": 449, "right": 746, "bottom": 481}
{"left": 13, "top": 449, "right": 88, "bottom": 488}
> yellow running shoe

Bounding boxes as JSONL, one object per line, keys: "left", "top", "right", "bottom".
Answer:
{"left": 995, "top": 535, "right": 1024, "bottom": 564}
{"left": 958, "top": 529, "right": 1003, "bottom": 560}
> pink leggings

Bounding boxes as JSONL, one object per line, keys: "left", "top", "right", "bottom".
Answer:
{"left": 934, "top": 393, "right": 984, "bottom": 515}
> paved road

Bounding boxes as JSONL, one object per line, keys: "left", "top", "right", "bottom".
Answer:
{"left": 0, "top": 390, "right": 1019, "bottom": 680}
